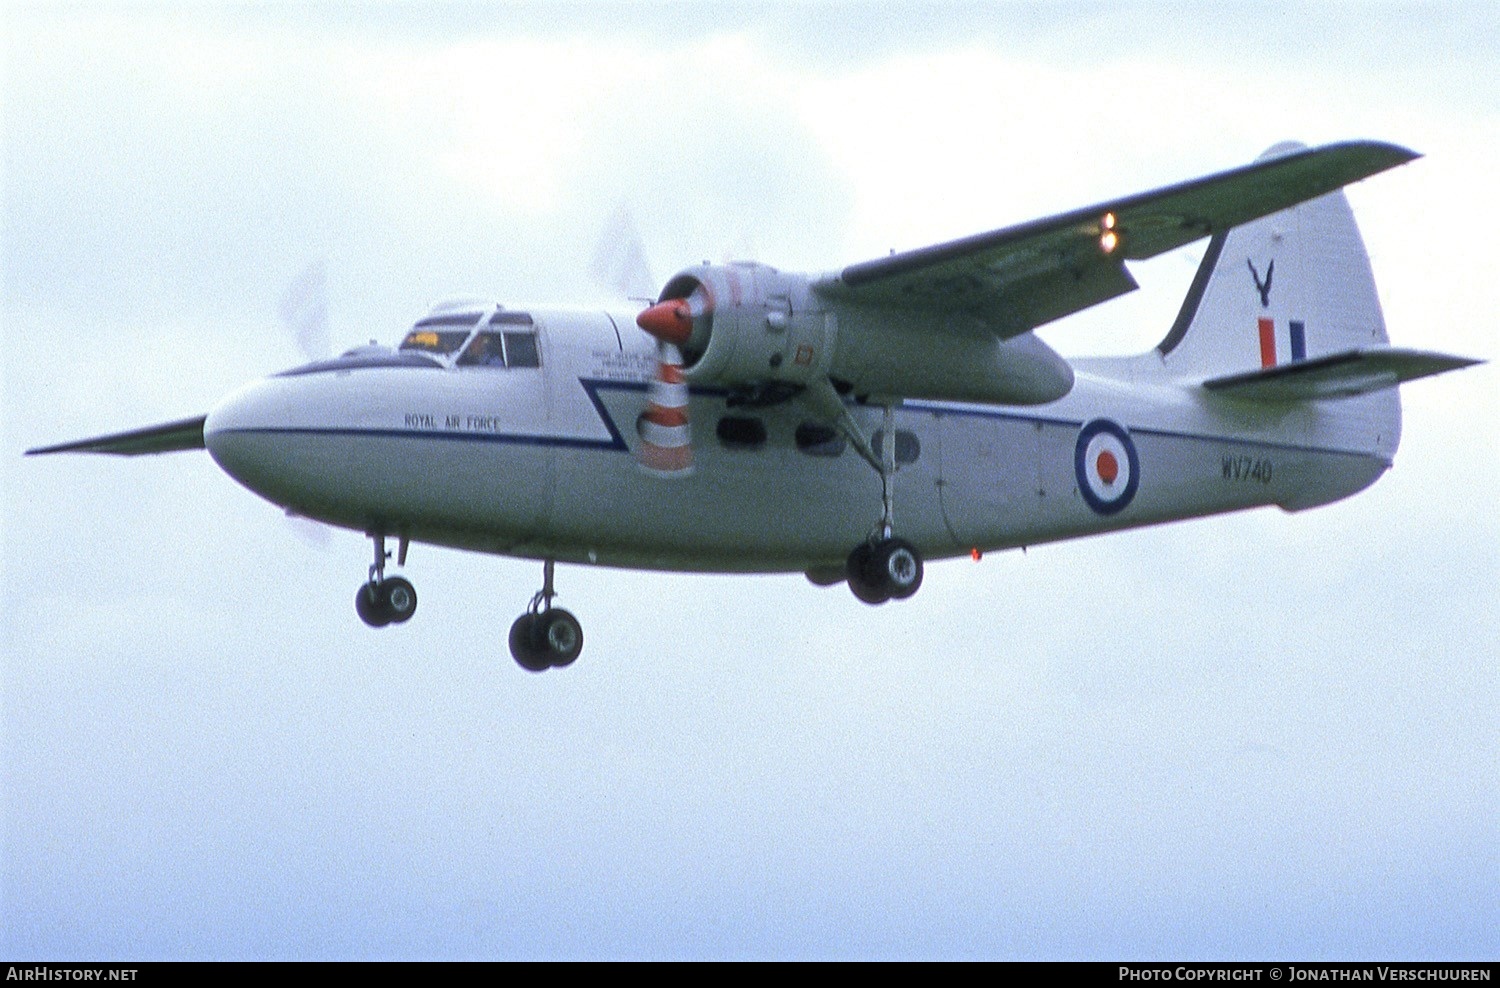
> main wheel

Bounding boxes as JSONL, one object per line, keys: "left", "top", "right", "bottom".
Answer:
{"left": 356, "top": 583, "right": 393, "bottom": 627}
{"left": 845, "top": 543, "right": 890, "bottom": 605}
{"left": 509, "top": 613, "right": 551, "bottom": 672}
{"left": 871, "top": 538, "right": 923, "bottom": 599}
{"left": 379, "top": 577, "right": 418, "bottom": 624}
{"left": 536, "top": 609, "right": 583, "bottom": 667}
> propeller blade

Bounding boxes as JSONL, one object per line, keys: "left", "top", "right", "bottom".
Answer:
{"left": 278, "top": 264, "right": 337, "bottom": 547}
{"left": 279, "top": 260, "right": 331, "bottom": 361}
{"left": 636, "top": 341, "right": 693, "bottom": 477}
{"left": 285, "top": 508, "right": 334, "bottom": 549}
{"left": 589, "top": 205, "right": 656, "bottom": 301}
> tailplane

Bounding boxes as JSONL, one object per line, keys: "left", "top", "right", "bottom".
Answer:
{"left": 1201, "top": 348, "right": 1479, "bottom": 401}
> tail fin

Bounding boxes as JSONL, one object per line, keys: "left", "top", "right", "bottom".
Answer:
{"left": 1156, "top": 141, "right": 1390, "bottom": 379}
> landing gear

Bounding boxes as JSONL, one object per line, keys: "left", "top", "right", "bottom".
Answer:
{"left": 804, "top": 382, "right": 928, "bottom": 606}
{"left": 509, "top": 609, "right": 583, "bottom": 672}
{"left": 355, "top": 532, "right": 417, "bottom": 628}
{"left": 845, "top": 537, "right": 923, "bottom": 605}
{"left": 508, "top": 559, "right": 583, "bottom": 672}
{"left": 355, "top": 576, "right": 417, "bottom": 627}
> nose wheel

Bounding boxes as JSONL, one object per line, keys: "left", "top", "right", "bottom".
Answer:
{"left": 509, "top": 559, "right": 584, "bottom": 672}
{"left": 355, "top": 532, "right": 418, "bottom": 628}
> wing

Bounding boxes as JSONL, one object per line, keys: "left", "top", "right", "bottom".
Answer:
{"left": 813, "top": 140, "right": 1418, "bottom": 337}
{"left": 26, "top": 415, "right": 207, "bottom": 456}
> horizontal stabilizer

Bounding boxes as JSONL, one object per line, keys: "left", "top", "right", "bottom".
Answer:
{"left": 1201, "top": 348, "right": 1480, "bottom": 401}
{"left": 26, "top": 415, "right": 207, "bottom": 456}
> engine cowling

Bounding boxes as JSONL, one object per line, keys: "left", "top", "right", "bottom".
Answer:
{"left": 637, "top": 262, "right": 1073, "bottom": 406}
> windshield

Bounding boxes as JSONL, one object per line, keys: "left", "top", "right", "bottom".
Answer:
{"left": 455, "top": 327, "right": 541, "bottom": 369}
{"left": 398, "top": 312, "right": 485, "bottom": 356}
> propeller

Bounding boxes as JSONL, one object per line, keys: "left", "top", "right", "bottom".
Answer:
{"left": 589, "top": 205, "right": 656, "bottom": 302}
{"left": 278, "top": 260, "right": 335, "bottom": 547}
{"left": 587, "top": 207, "right": 743, "bottom": 479}
{"left": 279, "top": 259, "right": 332, "bottom": 361}
{"left": 635, "top": 287, "right": 712, "bottom": 477}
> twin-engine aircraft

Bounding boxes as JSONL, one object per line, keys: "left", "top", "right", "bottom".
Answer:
{"left": 29, "top": 141, "right": 1479, "bottom": 672}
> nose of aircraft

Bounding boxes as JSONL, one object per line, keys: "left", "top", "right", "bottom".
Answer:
{"left": 202, "top": 376, "right": 298, "bottom": 507}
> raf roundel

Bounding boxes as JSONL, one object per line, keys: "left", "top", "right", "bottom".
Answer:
{"left": 1074, "top": 419, "right": 1140, "bottom": 516}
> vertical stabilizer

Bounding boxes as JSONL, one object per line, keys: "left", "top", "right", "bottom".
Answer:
{"left": 1157, "top": 142, "right": 1391, "bottom": 379}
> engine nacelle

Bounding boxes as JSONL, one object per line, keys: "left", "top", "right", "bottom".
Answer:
{"left": 650, "top": 262, "right": 1073, "bottom": 406}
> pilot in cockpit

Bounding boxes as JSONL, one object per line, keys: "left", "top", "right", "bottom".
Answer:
{"left": 459, "top": 332, "right": 505, "bottom": 367}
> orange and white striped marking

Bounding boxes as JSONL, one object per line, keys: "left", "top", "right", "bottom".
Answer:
{"left": 637, "top": 342, "right": 693, "bottom": 477}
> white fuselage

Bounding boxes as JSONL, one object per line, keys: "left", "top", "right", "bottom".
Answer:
{"left": 202, "top": 307, "right": 1397, "bottom": 573}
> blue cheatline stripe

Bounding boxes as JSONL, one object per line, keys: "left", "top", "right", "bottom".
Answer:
{"left": 1289, "top": 320, "right": 1307, "bottom": 362}
{"left": 213, "top": 377, "right": 1389, "bottom": 463}
{"left": 903, "top": 399, "right": 1385, "bottom": 460}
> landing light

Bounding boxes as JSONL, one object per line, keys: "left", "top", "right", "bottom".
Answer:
{"left": 1099, "top": 212, "right": 1120, "bottom": 254}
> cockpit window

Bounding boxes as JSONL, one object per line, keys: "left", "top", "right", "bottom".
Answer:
{"left": 398, "top": 310, "right": 486, "bottom": 356}
{"left": 399, "top": 329, "right": 472, "bottom": 356}
{"left": 503, "top": 331, "right": 540, "bottom": 368}
{"left": 455, "top": 328, "right": 542, "bottom": 369}
{"left": 416, "top": 312, "right": 486, "bottom": 328}
{"left": 396, "top": 308, "right": 539, "bottom": 366}
{"left": 456, "top": 331, "right": 506, "bottom": 367}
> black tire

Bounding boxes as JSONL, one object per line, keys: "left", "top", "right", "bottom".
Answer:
{"left": 845, "top": 543, "right": 890, "bottom": 605}
{"left": 379, "top": 577, "right": 418, "bottom": 624}
{"left": 356, "top": 583, "right": 393, "bottom": 627}
{"left": 537, "top": 609, "right": 583, "bottom": 667}
{"left": 509, "top": 613, "right": 551, "bottom": 672}
{"left": 873, "top": 538, "right": 923, "bottom": 599}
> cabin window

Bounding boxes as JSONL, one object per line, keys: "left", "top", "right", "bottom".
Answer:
{"left": 716, "top": 416, "right": 767, "bottom": 450}
{"left": 871, "top": 428, "right": 920, "bottom": 465}
{"left": 795, "top": 422, "right": 845, "bottom": 458}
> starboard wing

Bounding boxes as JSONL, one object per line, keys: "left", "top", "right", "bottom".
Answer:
{"left": 813, "top": 141, "right": 1419, "bottom": 338}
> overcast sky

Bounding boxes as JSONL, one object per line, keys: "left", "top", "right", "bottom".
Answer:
{"left": 3, "top": 2, "right": 1496, "bottom": 960}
